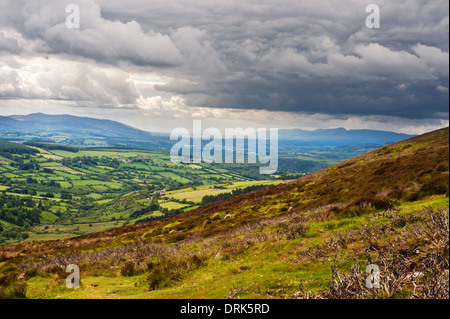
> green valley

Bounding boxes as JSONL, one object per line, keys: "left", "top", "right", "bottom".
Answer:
{"left": 0, "top": 140, "right": 322, "bottom": 244}
{"left": 0, "top": 127, "right": 447, "bottom": 299}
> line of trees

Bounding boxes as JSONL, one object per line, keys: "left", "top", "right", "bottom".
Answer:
{"left": 201, "top": 184, "right": 270, "bottom": 205}
{"left": 23, "top": 142, "right": 79, "bottom": 153}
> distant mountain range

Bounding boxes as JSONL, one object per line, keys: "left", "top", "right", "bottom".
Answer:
{"left": 0, "top": 113, "right": 170, "bottom": 149}
{"left": 0, "top": 113, "right": 158, "bottom": 139}
{"left": 278, "top": 128, "right": 415, "bottom": 146}
{"left": 0, "top": 113, "right": 416, "bottom": 149}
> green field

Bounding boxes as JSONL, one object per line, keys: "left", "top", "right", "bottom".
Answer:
{"left": 0, "top": 143, "right": 292, "bottom": 243}
{"left": 165, "top": 180, "right": 284, "bottom": 203}
{"left": 0, "top": 138, "right": 380, "bottom": 244}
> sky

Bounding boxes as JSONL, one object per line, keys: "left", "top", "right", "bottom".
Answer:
{"left": 0, "top": 0, "right": 448, "bottom": 134}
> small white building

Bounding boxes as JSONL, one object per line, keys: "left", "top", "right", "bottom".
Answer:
{"left": 153, "top": 189, "right": 166, "bottom": 195}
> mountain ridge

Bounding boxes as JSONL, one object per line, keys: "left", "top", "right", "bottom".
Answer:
{"left": 2, "top": 113, "right": 154, "bottom": 139}
{"left": 0, "top": 113, "right": 171, "bottom": 149}
{"left": 0, "top": 113, "right": 417, "bottom": 147}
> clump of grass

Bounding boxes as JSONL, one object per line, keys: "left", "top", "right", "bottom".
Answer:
{"left": 147, "top": 254, "right": 207, "bottom": 290}
{"left": 24, "top": 268, "right": 46, "bottom": 280}
{"left": 0, "top": 280, "right": 28, "bottom": 299}
{"left": 12, "top": 281, "right": 27, "bottom": 298}
{"left": 419, "top": 173, "right": 449, "bottom": 198}
{"left": 46, "top": 266, "right": 67, "bottom": 279}
{"left": 1, "top": 264, "right": 18, "bottom": 274}
{"left": 0, "top": 272, "right": 18, "bottom": 287}
{"left": 338, "top": 196, "right": 397, "bottom": 218}
{"left": 277, "top": 222, "right": 308, "bottom": 240}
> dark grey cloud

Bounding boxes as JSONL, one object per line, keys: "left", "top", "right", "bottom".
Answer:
{"left": 0, "top": 0, "right": 183, "bottom": 66}
{"left": 0, "top": 0, "right": 448, "bottom": 121}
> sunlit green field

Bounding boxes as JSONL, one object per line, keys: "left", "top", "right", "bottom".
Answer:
{"left": 165, "top": 180, "right": 285, "bottom": 203}
{"left": 1, "top": 144, "right": 286, "bottom": 244}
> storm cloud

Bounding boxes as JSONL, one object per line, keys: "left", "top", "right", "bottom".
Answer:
{"left": 0, "top": 0, "right": 448, "bottom": 131}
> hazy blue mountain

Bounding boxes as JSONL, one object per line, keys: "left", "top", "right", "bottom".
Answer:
{"left": 278, "top": 128, "right": 415, "bottom": 146}
{"left": 0, "top": 113, "right": 416, "bottom": 149}
{"left": 2, "top": 113, "right": 153, "bottom": 139}
{"left": 0, "top": 113, "right": 170, "bottom": 149}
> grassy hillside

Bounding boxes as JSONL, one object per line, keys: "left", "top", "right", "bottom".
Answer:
{"left": 0, "top": 128, "right": 448, "bottom": 299}
{"left": 0, "top": 140, "right": 38, "bottom": 155}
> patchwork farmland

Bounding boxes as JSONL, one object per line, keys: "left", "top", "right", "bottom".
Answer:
{"left": 0, "top": 141, "right": 286, "bottom": 243}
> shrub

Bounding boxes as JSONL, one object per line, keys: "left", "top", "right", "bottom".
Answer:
{"left": 46, "top": 266, "right": 67, "bottom": 279}
{"left": 2, "top": 231, "right": 19, "bottom": 239}
{"left": 435, "top": 162, "right": 449, "bottom": 172}
{"left": 387, "top": 186, "right": 406, "bottom": 200}
{"left": 340, "top": 196, "right": 396, "bottom": 218}
{"left": 0, "top": 253, "right": 7, "bottom": 262}
{"left": 120, "top": 261, "right": 135, "bottom": 276}
{"left": 419, "top": 173, "right": 449, "bottom": 197}
{"left": 13, "top": 281, "right": 27, "bottom": 298}
{"left": 370, "top": 196, "right": 396, "bottom": 210}
{"left": 404, "top": 191, "right": 420, "bottom": 202}
{"left": 340, "top": 204, "right": 374, "bottom": 218}
{"left": 278, "top": 223, "right": 308, "bottom": 240}
{"left": 0, "top": 273, "right": 18, "bottom": 287}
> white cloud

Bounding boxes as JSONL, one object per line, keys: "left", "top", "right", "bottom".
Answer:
{"left": 412, "top": 44, "right": 449, "bottom": 78}
{"left": 436, "top": 85, "right": 449, "bottom": 93}
{"left": 0, "top": 56, "right": 141, "bottom": 104}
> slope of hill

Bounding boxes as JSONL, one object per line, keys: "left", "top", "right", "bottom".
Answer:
{"left": 0, "top": 128, "right": 448, "bottom": 299}
{"left": 0, "top": 140, "right": 38, "bottom": 155}
{"left": 0, "top": 113, "right": 170, "bottom": 149}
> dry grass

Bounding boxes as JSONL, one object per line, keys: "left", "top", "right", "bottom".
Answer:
{"left": 294, "top": 207, "right": 449, "bottom": 299}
